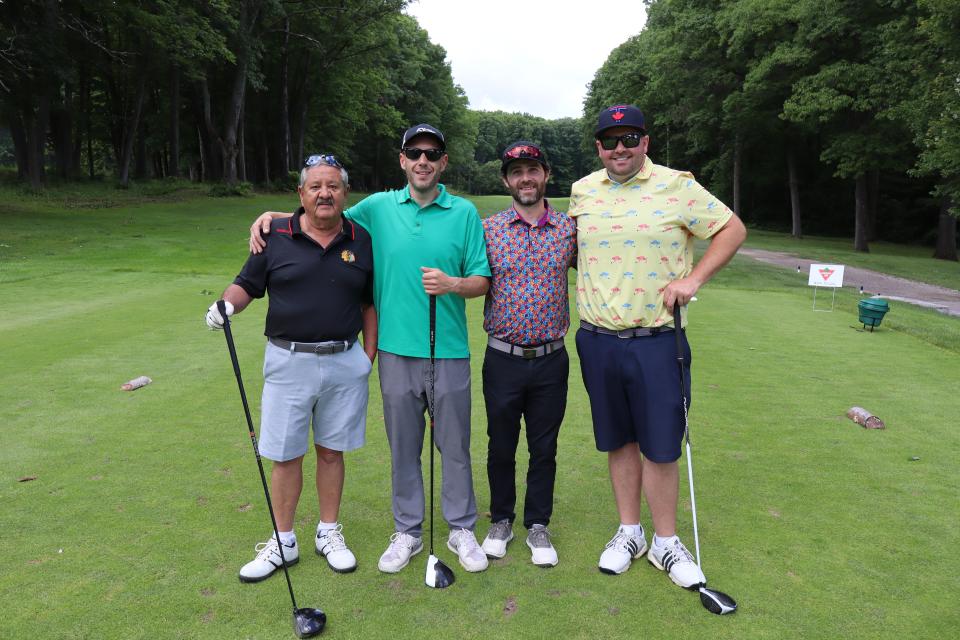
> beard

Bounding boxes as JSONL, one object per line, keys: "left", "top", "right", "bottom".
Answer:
{"left": 511, "top": 182, "right": 545, "bottom": 206}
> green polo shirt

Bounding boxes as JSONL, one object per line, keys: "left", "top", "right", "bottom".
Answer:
{"left": 346, "top": 184, "right": 490, "bottom": 358}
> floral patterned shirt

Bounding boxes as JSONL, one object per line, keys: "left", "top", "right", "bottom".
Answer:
{"left": 482, "top": 202, "right": 577, "bottom": 346}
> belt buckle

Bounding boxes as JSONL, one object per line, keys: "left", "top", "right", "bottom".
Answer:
{"left": 521, "top": 347, "right": 537, "bottom": 359}
{"left": 616, "top": 328, "right": 634, "bottom": 339}
{"left": 313, "top": 344, "right": 330, "bottom": 355}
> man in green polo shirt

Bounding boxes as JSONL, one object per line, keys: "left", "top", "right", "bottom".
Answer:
{"left": 249, "top": 124, "right": 492, "bottom": 574}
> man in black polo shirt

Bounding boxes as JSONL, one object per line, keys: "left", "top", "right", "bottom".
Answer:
{"left": 206, "top": 154, "right": 376, "bottom": 581}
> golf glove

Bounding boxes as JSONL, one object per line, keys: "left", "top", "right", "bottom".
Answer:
{"left": 206, "top": 300, "right": 234, "bottom": 330}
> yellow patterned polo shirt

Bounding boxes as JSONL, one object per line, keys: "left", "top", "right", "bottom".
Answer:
{"left": 569, "top": 158, "right": 733, "bottom": 330}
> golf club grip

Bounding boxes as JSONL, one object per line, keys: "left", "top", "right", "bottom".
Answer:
{"left": 429, "top": 295, "right": 436, "bottom": 356}
{"left": 672, "top": 303, "right": 683, "bottom": 364}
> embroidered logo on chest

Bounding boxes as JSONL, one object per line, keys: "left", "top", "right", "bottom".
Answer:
{"left": 341, "top": 250, "right": 356, "bottom": 263}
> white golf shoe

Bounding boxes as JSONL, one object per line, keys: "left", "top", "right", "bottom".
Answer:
{"left": 481, "top": 519, "right": 513, "bottom": 558}
{"left": 377, "top": 532, "right": 423, "bottom": 573}
{"left": 526, "top": 524, "right": 558, "bottom": 567}
{"left": 239, "top": 535, "right": 299, "bottom": 583}
{"left": 648, "top": 536, "right": 706, "bottom": 588}
{"left": 598, "top": 525, "right": 648, "bottom": 575}
{"left": 447, "top": 528, "right": 489, "bottom": 572}
{"left": 315, "top": 524, "right": 357, "bottom": 573}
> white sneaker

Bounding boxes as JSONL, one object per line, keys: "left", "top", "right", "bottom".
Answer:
{"left": 447, "top": 528, "right": 489, "bottom": 572}
{"left": 239, "top": 535, "right": 299, "bottom": 583}
{"left": 648, "top": 536, "right": 706, "bottom": 588}
{"left": 598, "top": 525, "right": 648, "bottom": 575}
{"left": 377, "top": 532, "right": 423, "bottom": 573}
{"left": 481, "top": 519, "right": 513, "bottom": 558}
{"left": 526, "top": 524, "right": 558, "bottom": 567}
{"left": 315, "top": 524, "right": 357, "bottom": 573}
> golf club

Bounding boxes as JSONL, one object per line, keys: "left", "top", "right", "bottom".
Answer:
{"left": 672, "top": 303, "right": 738, "bottom": 615}
{"left": 424, "top": 294, "right": 455, "bottom": 588}
{"left": 217, "top": 300, "right": 327, "bottom": 637}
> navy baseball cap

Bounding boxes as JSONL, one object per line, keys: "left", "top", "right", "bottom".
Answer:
{"left": 500, "top": 140, "right": 549, "bottom": 174}
{"left": 595, "top": 105, "right": 646, "bottom": 137}
{"left": 401, "top": 123, "right": 445, "bottom": 150}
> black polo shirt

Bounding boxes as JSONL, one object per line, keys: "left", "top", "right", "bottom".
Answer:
{"left": 234, "top": 210, "right": 373, "bottom": 343}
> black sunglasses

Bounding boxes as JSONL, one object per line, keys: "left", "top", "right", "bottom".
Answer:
{"left": 402, "top": 147, "right": 445, "bottom": 162}
{"left": 304, "top": 153, "right": 343, "bottom": 168}
{"left": 598, "top": 132, "right": 645, "bottom": 151}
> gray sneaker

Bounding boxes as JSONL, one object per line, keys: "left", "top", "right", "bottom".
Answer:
{"left": 526, "top": 524, "right": 558, "bottom": 567}
{"left": 481, "top": 519, "right": 514, "bottom": 558}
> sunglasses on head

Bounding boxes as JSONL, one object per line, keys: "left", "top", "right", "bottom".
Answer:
{"left": 304, "top": 154, "right": 343, "bottom": 168}
{"left": 598, "top": 132, "right": 645, "bottom": 151}
{"left": 402, "top": 147, "right": 445, "bottom": 162}
{"left": 504, "top": 145, "right": 543, "bottom": 160}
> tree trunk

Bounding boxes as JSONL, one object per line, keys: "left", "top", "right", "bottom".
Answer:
{"left": 238, "top": 99, "right": 247, "bottom": 182}
{"left": 732, "top": 133, "right": 742, "bottom": 217}
{"left": 196, "top": 125, "right": 207, "bottom": 182}
{"left": 787, "top": 147, "right": 802, "bottom": 239}
{"left": 26, "top": 95, "right": 51, "bottom": 189}
{"left": 866, "top": 169, "right": 880, "bottom": 241}
{"left": 118, "top": 74, "right": 147, "bottom": 187}
{"left": 279, "top": 16, "right": 291, "bottom": 176}
{"left": 135, "top": 120, "right": 148, "bottom": 179}
{"left": 169, "top": 66, "right": 181, "bottom": 178}
{"left": 295, "top": 93, "right": 308, "bottom": 170}
{"left": 854, "top": 175, "right": 870, "bottom": 253}
{"left": 933, "top": 197, "right": 958, "bottom": 261}
{"left": 8, "top": 111, "right": 28, "bottom": 179}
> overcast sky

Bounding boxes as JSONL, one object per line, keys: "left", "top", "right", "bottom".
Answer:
{"left": 405, "top": 0, "right": 648, "bottom": 120}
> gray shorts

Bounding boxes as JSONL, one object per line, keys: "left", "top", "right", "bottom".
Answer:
{"left": 258, "top": 339, "right": 371, "bottom": 461}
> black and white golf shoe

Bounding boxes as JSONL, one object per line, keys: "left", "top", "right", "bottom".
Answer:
{"left": 598, "top": 525, "right": 648, "bottom": 574}
{"left": 648, "top": 537, "right": 706, "bottom": 588}
{"left": 239, "top": 535, "right": 299, "bottom": 583}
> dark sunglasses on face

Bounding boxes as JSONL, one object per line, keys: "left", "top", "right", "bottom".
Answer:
{"left": 304, "top": 153, "right": 343, "bottom": 168}
{"left": 402, "top": 147, "right": 445, "bottom": 162}
{"left": 598, "top": 132, "right": 645, "bottom": 151}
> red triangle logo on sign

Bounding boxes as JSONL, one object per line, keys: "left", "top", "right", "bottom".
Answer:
{"left": 819, "top": 268, "right": 834, "bottom": 281}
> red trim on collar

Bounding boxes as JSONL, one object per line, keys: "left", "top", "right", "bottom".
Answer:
{"left": 346, "top": 218, "right": 355, "bottom": 240}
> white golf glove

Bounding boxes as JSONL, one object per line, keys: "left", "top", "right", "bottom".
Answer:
{"left": 206, "top": 300, "right": 234, "bottom": 330}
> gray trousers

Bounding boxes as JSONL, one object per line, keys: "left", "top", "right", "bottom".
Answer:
{"left": 378, "top": 351, "right": 477, "bottom": 536}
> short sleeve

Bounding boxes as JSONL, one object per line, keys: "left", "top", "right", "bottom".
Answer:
{"left": 461, "top": 205, "right": 492, "bottom": 278}
{"left": 234, "top": 251, "right": 268, "bottom": 299}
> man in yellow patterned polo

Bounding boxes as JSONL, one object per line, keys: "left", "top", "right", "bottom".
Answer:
{"left": 570, "top": 105, "right": 746, "bottom": 588}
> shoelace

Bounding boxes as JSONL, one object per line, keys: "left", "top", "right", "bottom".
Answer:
{"left": 254, "top": 538, "right": 286, "bottom": 559}
{"left": 528, "top": 526, "right": 552, "bottom": 548}
{"left": 388, "top": 531, "right": 416, "bottom": 552}
{"left": 605, "top": 532, "right": 636, "bottom": 552}
{"left": 451, "top": 529, "right": 480, "bottom": 553}
{"left": 318, "top": 524, "right": 347, "bottom": 552}
{"left": 488, "top": 520, "right": 511, "bottom": 541}
{"left": 667, "top": 540, "right": 695, "bottom": 562}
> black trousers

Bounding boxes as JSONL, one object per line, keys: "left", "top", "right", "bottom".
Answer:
{"left": 482, "top": 344, "right": 569, "bottom": 529}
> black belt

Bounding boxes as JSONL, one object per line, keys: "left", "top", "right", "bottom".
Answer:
{"left": 579, "top": 320, "right": 674, "bottom": 338}
{"left": 487, "top": 336, "right": 565, "bottom": 359}
{"left": 269, "top": 337, "right": 353, "bottom": 354}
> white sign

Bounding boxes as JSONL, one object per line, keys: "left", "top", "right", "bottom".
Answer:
{"left": 808, "top": 264, "right": 844, "bottom": 288}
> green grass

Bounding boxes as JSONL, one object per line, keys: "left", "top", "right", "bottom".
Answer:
{"left": 1, "top": 186, "right": 958, "bottom": 639}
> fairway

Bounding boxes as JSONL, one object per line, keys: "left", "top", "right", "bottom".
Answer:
{"left": 2, "top": 190, "right": 958, "bottom": 639}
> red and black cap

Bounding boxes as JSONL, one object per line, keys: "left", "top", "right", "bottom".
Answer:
{"left": 595, "top": 105, "right": 646, "bottom": 137}
{"left": 401, "top": 123, "right": 445, "bottom": 151}
{"left": 500, "top": 140, "right": 549, "bottom": 174}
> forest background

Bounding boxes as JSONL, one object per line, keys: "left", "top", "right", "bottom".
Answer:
{"left": 1, "top": 0, "right": 957, "bottom": 259}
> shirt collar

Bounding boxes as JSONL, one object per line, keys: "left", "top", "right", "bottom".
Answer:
{"left": 292, "top": 208, "right": 353, "bottom": 241}
{"left": 602, "top": 156, "right": 654, "bottom": 186}
{"left": 508, "top": 199, "right": 558, "bottom": 228}
{"left": 398, "top": 183, "right": 452, "bottom": 209}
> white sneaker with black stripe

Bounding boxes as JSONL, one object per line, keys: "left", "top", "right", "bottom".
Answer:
{"left": 239, "top": 535, "right": 299, "bottom": 583}
{"left": 647, "top": 536, "right": 706, "bottom": 588}
{"left": 598, "top": 525, "right": 648, "bottom": 574}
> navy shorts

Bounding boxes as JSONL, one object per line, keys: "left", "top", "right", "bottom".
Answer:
{"left": 575, "top": 328, "right": 691, "bottom": 462}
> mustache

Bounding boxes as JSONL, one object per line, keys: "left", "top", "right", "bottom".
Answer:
{"left": 315, "top": 197, "right": 335, "bottom": 206}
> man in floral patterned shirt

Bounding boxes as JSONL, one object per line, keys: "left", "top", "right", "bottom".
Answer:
{"left": 570, "top": 106, "right": 746, "bottom": 588}
{"left": 478, "top": 141, "right": 577, "bottom": 567}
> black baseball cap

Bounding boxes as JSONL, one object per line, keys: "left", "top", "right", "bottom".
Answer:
{"left": 500, "top": 140, "right": 549, "bottom": 174}
{"left": 401, "top": 123, "right": 445, "bottom": 150}
{"left": 595, "top": 105, "right": 646, "bottom": 137}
